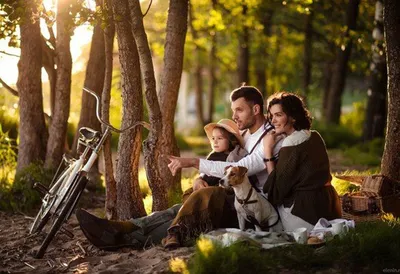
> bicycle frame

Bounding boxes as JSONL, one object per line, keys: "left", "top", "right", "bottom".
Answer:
{"left": 30, "top": 87, "right": 149, "bottom": 258}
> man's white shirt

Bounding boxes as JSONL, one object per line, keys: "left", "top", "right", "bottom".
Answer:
{"left": 199, "top": 122, "right": 282, "bottom": 191}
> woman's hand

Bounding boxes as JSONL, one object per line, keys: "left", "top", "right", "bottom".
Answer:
{"left": 263, "top": 130, "right": 277, "bottom": 156}
{"left": 167, "top": 156, "right": 200, "bottom": 176}
{"left": 193, "top": 177, "right": 209, "bottom": 191}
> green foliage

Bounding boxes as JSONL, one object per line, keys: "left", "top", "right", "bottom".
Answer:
{"left": 342, "top": 138, "right": 384, "bottom": 167}
{"left": 0, "top": 125, "right": 17, "bottom": 211}
{"left": 340, "top": 101, "right": 366, "bottom": 137}
{"left": 0, "top": 104, "right": 19, "bottom": 141}
{"left": 176, "top": 221, "right": 400, "bottom": 273}
{"left": 9, "top": 163, "right": 54, "bottom": 212}
{"left": 313, "top": 120, "right": 360, "bottom": 149}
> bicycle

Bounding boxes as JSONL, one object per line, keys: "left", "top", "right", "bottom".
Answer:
{"left": 29, "top": 87, "right": 149, "bottom": 259}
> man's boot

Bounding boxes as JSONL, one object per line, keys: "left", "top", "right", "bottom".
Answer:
{"left": 76, "top": 209, "right": 142, "bottom": 250}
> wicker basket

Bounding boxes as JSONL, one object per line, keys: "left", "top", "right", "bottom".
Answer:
{"left": 338, "top": 175, "right": 400, "bottom": 222}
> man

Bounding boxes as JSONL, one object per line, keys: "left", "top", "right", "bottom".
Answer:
{"left": 77, "top": 85, "right": 282, "bottom": 250}
{"left": 169, "top": 85, "right": 282, "bottom": 192}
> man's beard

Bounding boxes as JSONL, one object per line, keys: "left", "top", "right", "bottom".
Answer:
{"left": 237, "top": 116, "right": 256, "bottom": 130}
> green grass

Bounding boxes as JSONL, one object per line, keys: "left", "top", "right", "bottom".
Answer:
{"left": 171, "top": 218, "right": 400, "bottom": 273}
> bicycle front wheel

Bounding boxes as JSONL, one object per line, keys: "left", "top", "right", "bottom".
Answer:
{"left": 34, "top": 174, "right": 88, "bottom": 259}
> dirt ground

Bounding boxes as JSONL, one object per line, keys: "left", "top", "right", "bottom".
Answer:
{"left": 0, "top": 151, "right": 373, "bottom": 273}
{"left": 0, "top": 205, "right": 194, "bottom": 274}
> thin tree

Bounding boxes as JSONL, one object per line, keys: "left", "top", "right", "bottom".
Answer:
{"left": 381, "top": 0, "right": 400, "bottom": 181}
{"left": 363, "top": 0, "right": 387, "bottom": 141}
{"left": 45, "top": 0, "right": 73, "bottom": 168}
{"left": 237, "top": 3, "right": 249, "bottom": 85}
{"left": 102, "top": 0, "right": 118, "bottom": 220}
{"left": 128, "top": 0, "right": 165, "bottom": 211}
{"left": 325, "top": 0, "right": 360, "bottom": 124}
{"left": 158, "top": 0, "right": 188, "bottom": 205}
{"left": 112, "top": 0, "right": 146, "bottom": 219}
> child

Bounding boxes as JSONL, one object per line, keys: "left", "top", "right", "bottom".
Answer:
{"left": 182, "top": 119, "right": 246, "bottom": 201}
{"left": 200, "top": 119, "right": 246, "bottom": 186}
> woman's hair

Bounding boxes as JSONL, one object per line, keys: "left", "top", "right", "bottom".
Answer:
{"left": 267, "top": 91, "right": 312, "bottom": 130}
{"left": 212, "top": 127, "right": 240, "bottom": 152}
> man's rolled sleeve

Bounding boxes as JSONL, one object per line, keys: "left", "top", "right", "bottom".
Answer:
{"left": 199, "top": 150, "right": 266, "bottom": 178}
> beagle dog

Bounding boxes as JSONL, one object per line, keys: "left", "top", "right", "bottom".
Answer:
{"left": 219, "top": 166, "right": 282, "bottom": 232}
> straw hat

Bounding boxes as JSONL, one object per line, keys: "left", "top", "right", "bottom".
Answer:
{"left": 204, "top": 119, "right": 245, "bottom": 148}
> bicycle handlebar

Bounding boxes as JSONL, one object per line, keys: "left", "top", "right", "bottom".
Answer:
{"left": 83, "top": 87, "right": 150, "bottom": 134}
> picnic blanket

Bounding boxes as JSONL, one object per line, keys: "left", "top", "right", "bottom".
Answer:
{"left": 202, "top": 218, "right": 355, "bottom": 249}
{"left": 203, "top": 228, "right": 296, "bottom": 249}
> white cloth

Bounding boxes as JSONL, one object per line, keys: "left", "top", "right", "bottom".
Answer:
{"left": 281, "top": 130, "right": 311, "bottom": 148}
{"left": 199, "top": 122, "right": 282, "bottom": 191}
{"left": 278, "top": 204, "right": 314, "bottom": 232}
{"left": 309, "top": 218, "right": 355, "bottom": 239}
{"left": 203, "top": 228, "right": 295, "bottom": 249}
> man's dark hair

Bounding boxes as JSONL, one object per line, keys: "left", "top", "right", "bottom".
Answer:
{"left": 230, "top": 86, "right": 264, "bottom": 112}
{"left": 267, "top": 91, "right": 312, "bottom": 130}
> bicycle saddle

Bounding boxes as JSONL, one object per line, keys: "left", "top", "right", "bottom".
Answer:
{"left": 79, "top": 127, "right": 101, "bottom": 143}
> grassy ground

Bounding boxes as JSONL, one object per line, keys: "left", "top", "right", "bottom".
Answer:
{"left": 169, "top": 216, "right": 400, "bottom": 273}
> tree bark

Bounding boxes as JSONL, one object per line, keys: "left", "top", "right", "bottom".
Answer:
{"left": 158, "top": 0, "right": 188, "bottom": 205}
{"left": 129, "top": 0, "right": 166, "bottom": 212}
{"left": 303, "top": 9, "right": 314, "bottom": 103}
{"left": 112, "top": 0, "right": 146, "bottom": 219}
{"left": 381, "top": 0, "right": 400, "bottom": 181}
{"left": 325, "top": 0, "right": 360, "bottom": 124}
{"left": 16, "top": 1, "right": 47, "bottom": 172}
{"left": 45, "top": 0, "right": 73, "bottom": 168}
{"left": 205, "top": 31, "right": 216, "bottom": 125}
{"left": 363, "top": 0, "right": 387, "bottom": 141}
{"left": 237, "top": 4, "right": 249, "bottom": 86}
{"left": 188, "top": 2, "right": 205, "bottom": 126}
{"left": 102, "top": 0, "right": 117, "bottom": 220}
{"left": 72, "top": 23, "right": 105, "bottom": 156}
{"left": 255, "top": 8, "right": 274, "bottom": 98}
{"left": 71, "top": 20, "right": 106, "bottom": 189}
{"left": 40, "top": 35, "right": 56, "bottom": 116}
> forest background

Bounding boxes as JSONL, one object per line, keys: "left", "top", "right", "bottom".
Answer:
{"left": 0, "top": 0, "right": 399, "bottom": 220}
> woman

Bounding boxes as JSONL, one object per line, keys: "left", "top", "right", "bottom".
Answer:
{"left": 263, "top": 92, "right": 341, "bottom": 232}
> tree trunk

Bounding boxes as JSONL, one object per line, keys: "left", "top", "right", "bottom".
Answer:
{"left": 16, "top": 1, "right": 47, "bottom": 172}
{"left": 322, "top": 61, "right": 334, "bottom": 118}
{"left": 129, "top": 0, "right": 166, "bottom": 212}
{"left": 237, "top": 4, "right": 249, "bottom": 86}
{"left": 256, "top": 9, "right": 274, "bottom": 98}
{"left": 325, "top": 0, "right": 360, "bottom": 124}
{"left": 40, "top": 35, "right": 56, "bottom": 117}
{"left": 102, "top": 0, "right": 117, "bottom": 220}
{"left": 188, "top": 2, "right": 205, "bottom": 126}
{"left": 112, "top": 0, "right": 146, "bottom": 219}
{"left": 303, "top": 9, "right": 314, "bottom": 103}
{"left": 363, "top": 0, "right": 387, "bottom": 141}
{"left": 71, "top": 21, "right": 106, "bottom": 189}
{"left": 72, "top": 23, "right": 105, "bottom": 155}
{"left": 45, "top": 0, "right": 73, "bottom": 168}
{"left": 381, "top": 0, "right": 400, "bottom": 181}
{"left": 158, "top": 0, "right": 188, "bottom": 206}
{"left": 205, "top": 32, "right": 216, "bottom": 125}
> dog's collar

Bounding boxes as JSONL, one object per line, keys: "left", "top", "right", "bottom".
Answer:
{"left": 236, "top": 187, "right": 257, "bottom": 205}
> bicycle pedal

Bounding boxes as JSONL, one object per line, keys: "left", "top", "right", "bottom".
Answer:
{"left": 33, "top": 182, "right": 49, "bottom": 195}
{"left": 60, "top": 226, "right": 74, "bottom": 239}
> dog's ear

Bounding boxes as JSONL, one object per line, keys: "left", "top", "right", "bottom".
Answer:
{"left": 237, "top": 166, "right": 248, "bottom": 177}
{"left": 224, "top": 165, "right": 233, "bottom": 174}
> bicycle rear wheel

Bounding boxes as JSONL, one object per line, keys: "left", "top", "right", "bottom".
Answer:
{"left": 30, "top": 166, "right": 75, "bottom": 234}
{"left": 34, "top": 174, "right": 88, "bottom": 259}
